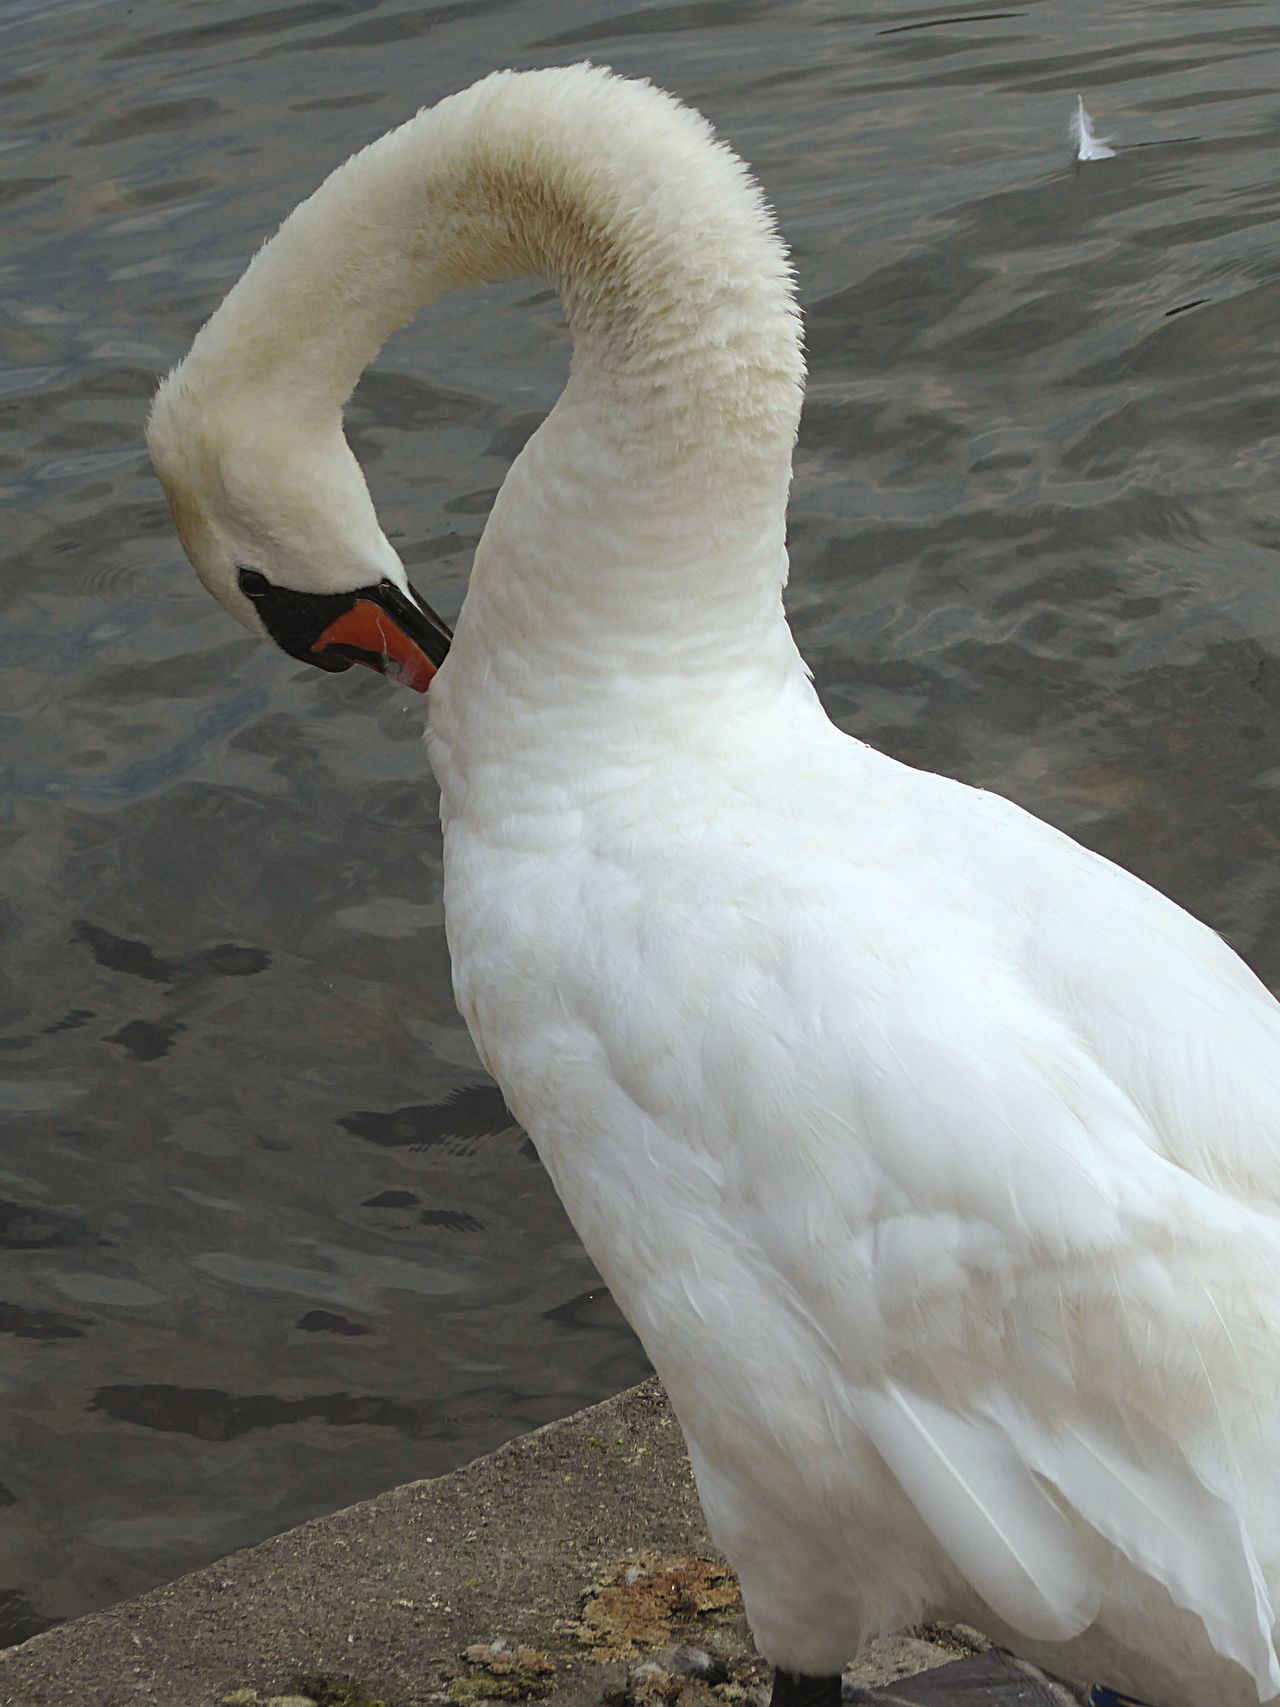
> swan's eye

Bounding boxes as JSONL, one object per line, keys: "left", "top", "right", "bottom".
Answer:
{"left": 238, "top": 567, "right": 270, "bottom": 600}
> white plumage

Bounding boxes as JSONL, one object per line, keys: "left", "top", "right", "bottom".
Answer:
{"left": 149, "top": 65, "right": 1280, "bottom": 1707}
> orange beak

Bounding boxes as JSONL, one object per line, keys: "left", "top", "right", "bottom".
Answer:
{"left": 313, "top": 597, "right": 441, "bottom": 693}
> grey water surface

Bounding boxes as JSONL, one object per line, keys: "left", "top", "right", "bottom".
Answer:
{"left": 3, "top": 0, "right": 1280, "bottom": 1646}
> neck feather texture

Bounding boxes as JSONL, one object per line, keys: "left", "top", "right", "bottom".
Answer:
{"left": 168, "top": 65, "right": 807, "bottom": 698}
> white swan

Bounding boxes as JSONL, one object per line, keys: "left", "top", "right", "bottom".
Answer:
{"left": 148, "top": 65, "right": 1280, "bottom": 1707}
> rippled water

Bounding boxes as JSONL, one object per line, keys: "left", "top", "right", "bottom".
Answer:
{"left": 4, "top": 0, "right": 1280, "bottom": 1646}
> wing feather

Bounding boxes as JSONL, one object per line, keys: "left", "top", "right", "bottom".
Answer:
{"left": 1011, "top": 1410, "right": 1280, "bottom": 1695}
{"left": 862, "top": 1383, "right": 1099, "bottom": 1642}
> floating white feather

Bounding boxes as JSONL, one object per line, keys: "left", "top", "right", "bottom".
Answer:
{"left": 1071, "top": 96, "right": 1116, "bottom": 161}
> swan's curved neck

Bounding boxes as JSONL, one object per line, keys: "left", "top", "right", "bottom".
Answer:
{"left": 181, "top": 67, "right": 807, "bottom": 691}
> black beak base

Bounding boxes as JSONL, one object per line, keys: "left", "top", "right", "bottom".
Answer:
{"left": 237, "top": 567, "right": 452, "bottom": 692}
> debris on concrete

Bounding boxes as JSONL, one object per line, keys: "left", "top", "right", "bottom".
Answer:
{"left": 572, "top": 1555, "right": 741, "bottom": 1659}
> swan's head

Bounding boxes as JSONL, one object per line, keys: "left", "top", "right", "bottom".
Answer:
{"left": 146, "top": 372, "right": 451, "bottom": 692}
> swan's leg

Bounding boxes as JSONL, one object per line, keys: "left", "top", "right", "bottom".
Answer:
{"left": 769, "top": 1668, "right": 843, "bottom": 1707}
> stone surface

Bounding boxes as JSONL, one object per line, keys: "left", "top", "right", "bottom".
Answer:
{"left": 0, "top": 1380, "right": 961, "bottom": 1707}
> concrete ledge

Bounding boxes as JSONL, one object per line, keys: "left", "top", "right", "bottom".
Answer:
{"left": 0, "top": 1380, "right": 967, "bottom": 1707}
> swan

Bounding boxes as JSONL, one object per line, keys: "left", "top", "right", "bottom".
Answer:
{"left": 147, "top": 64, "right": 1280, "bottom": 1707}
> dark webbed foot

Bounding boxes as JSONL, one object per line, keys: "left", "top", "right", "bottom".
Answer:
{"left": 770, "top": 1668, "right": 843, "bottom": 1707}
